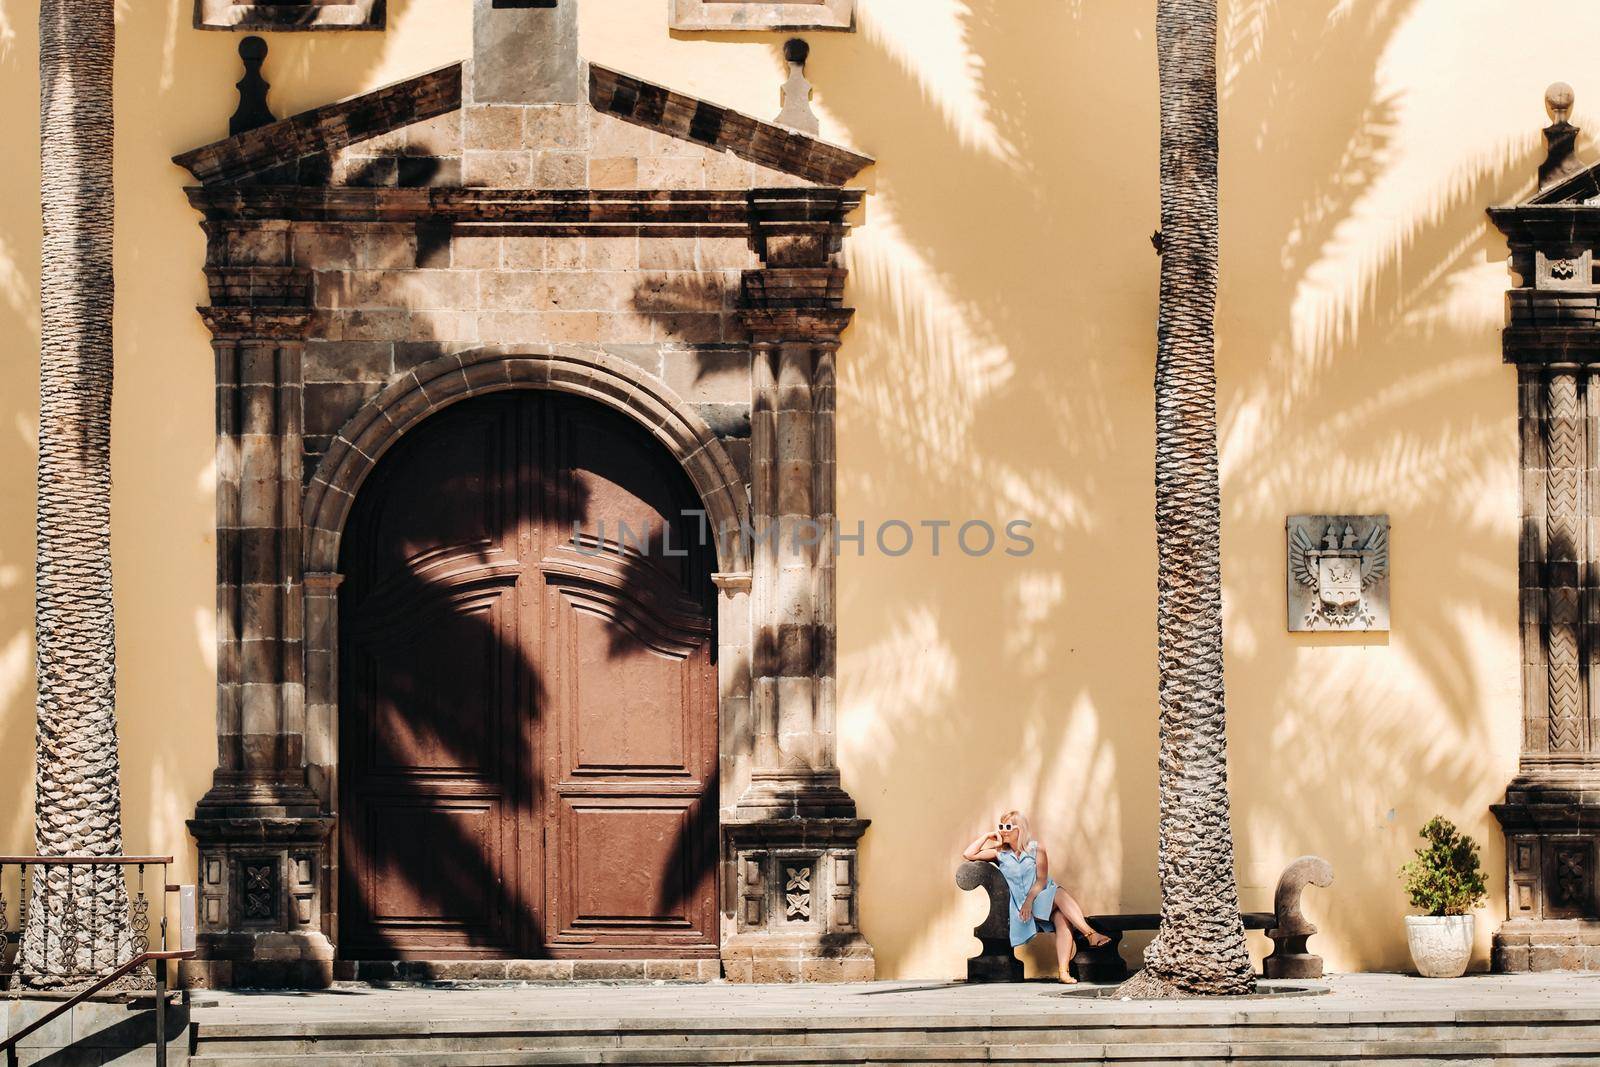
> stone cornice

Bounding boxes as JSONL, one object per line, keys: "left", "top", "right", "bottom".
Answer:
{"left": 173, "top": 64, "right": 462, "bottom": 186}
{"left": 199, "top": 305, "right": 315, "bottom": 341}
{"left": 736, "top": 306, "right": 855, "bottom": 342}
{"left": 182, "top": 186, "right": 861, "bottom": 232}
{"left": 590, "top": 65, "right": 873, "bottom": 186}
{"left": 1489, "top": 205, "right": 1600, "bottom": 244}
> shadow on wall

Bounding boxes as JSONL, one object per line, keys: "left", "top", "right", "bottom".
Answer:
{"left": 796, "top": 0, "right": 1532, "bottom": 978}
{"left": 0, "top": 0, "right": 460, "bottom": 876}
{"left": 1212, "top": 0, "right": 1536, "bottom": 972}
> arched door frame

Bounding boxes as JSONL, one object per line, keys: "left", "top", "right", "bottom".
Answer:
{"left": 301, "top": 347, "right": 755, "bottom": 958}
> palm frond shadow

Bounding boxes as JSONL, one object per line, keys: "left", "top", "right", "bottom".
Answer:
{"left": 796, "top": 0, "right": 1528, "bottom": 975}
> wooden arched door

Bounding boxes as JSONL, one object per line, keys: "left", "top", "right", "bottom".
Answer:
{"left": 336, "top": 391, "right": 719, "bottom": 960}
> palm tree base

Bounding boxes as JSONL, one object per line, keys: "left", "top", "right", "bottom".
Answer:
{"left": 1114, "top": 969, "right": 1190, "bottom": 999}
{"left": 1113, "top": 964, "right": 1258, "bottom": 999}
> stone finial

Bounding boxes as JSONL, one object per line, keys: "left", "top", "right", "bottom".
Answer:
{"left": 229, "top": 36, "right": 275, "bottom": 137}
{"left": 776, "top": 38, "right": 821, "bottom": 136}
{"left": 1548, "top": 82, "right": 1576, "bottom": 125}
{"left": 1540, "top": 82, "right": 1586, "bottom": 192}
{"left": 1264, "top": 855, "right": 1334, "bottom": 980}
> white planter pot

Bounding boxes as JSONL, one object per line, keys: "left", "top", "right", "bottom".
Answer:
{"left": 1404, "top": 914, "right": 1475, "bottom": 978}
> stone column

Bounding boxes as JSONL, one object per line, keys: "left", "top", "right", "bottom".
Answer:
{"left": 186, "top": 251, "right": 334, "bottom": 989}
{"left": 743, "top": 337, "right": 853, "bottom": 807}
{"left": 721, "top": 190, "right": 873, "bottom": 983}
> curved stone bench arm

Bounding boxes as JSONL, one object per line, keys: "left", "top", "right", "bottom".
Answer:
{"left": 955, "top": 860, "right": 1022, "bottom": 983}
{"left": 1265, "top": 855, "right": 1334, "bottom": 979}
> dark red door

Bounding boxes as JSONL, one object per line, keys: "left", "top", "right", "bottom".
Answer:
{"left": 338, "top": 392, "right": 718, "bottom": 960}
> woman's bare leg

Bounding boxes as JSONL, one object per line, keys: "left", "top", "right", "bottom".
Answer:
{"left": 1054, "top": 890, "right": 1109, "bottom": 946}
{"left": 1052, "top": 919, "right": 1077, "bottom": 982}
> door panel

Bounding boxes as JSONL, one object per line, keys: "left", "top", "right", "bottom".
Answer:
{"left": 365, "top": 592, "right": 506, "bottom": 775}
{"left": 573, "top": 608, "right": 688, "bottom": 773}
{"left": 550, "top": 798, "right": 715, "bottom": 943}
{"left": 368, "top": 799, "right": 500, "bottom": 927}
{"left": 338, "top": 392, "right": 718, "bottom": 960}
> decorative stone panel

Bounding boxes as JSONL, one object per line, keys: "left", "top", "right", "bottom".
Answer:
{"left": 238, "top": 857, "right": 280, "bottom": 925}
{"left": 723, "top": 821, "right": 873, "bottom": 983}
{"left": 1285, "top": 514, "right": 1390, "bottom": 632}
{"left": 670, "top": 0, "right": 855, "bottom": 32}
{"left": 196, "top": 0, "right": 385, "bottom": 32}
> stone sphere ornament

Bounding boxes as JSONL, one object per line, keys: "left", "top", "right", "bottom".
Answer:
{"left": 1547, "top": 82, "right": 1576, "bottom": 125}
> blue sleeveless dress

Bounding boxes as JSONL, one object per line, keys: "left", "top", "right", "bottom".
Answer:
{"left": 996, "top": 843, "right": 1058, "bottom": 947}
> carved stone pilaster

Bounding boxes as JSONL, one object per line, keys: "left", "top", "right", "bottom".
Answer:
{"left": 1488, "top": 106, "right": 1600, "bottom": 969}
{"left": 187, "top": 260, "right": 334, "bottom": 989}
{"left": 722, "top": 190, "right": 873, "bottom": 981}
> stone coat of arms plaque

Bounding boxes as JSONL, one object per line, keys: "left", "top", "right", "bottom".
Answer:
{"left": 1286, "top": 515, "right": 1390, "bottom": 632}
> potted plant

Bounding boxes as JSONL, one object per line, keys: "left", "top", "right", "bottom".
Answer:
{"left": 1399, "top": 816, "right": 1488, "bottom": 978}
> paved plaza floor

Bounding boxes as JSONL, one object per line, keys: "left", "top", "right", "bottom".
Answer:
{"left": 193, "top": 971, "right": 1600, "bottom": 1026}
{"left": 13, "top": 973, "right": 1600, "bottom": 1065}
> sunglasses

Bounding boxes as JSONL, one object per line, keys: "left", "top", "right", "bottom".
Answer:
{"left": 997, "top": 823, "right": 1017, "bottom": 832}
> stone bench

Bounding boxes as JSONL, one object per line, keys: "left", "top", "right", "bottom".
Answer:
{"left": 956, "top": 855, "right": 1333, "bottom": 984}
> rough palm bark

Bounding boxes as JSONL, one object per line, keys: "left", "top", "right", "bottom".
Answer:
{"left": 20, "top": 0, "right": 134, "bottom": 988}
{"left": 1117, "top": 0, "right": 1256, "bottom": 998}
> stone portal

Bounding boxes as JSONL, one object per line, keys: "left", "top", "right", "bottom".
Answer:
{"left": 1488, "top": 84, "right": 1600, "bottom": 972}
{"left": 175, "top": 0, "right": 875, "bottom": 987}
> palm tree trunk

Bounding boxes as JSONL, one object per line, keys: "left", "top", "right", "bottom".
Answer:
{"left": 1118, "top": 0, "right": 1255, "bottom": 998}
{"left": 21, "top": 0, "right": 133, "bottom": 989}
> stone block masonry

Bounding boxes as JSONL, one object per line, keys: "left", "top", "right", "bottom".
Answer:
{"left": 293, "top": 228, "right": 760, "bottom": 474}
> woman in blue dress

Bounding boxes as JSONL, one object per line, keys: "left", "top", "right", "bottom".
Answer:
{"left": 963, "top": 809, "right": 1109, "bottom": 983}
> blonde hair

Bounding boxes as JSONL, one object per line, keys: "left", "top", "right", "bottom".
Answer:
{"left": 998, "top": 809, "right": 1033, "bottom": 852}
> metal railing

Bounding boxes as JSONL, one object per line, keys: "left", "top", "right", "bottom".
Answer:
{"left": 0, "top": 857, "right": 196, "bottom": 1067}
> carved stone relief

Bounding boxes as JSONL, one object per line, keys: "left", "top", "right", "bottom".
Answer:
{"left": 1286, "top": 515, "right": 1390, "bottom": 632}
{"left": 1536, "top": 249, "right": 1594, "bottom": 290}
{"left": 784, "top": 866, "right": 813, "bottom": 920}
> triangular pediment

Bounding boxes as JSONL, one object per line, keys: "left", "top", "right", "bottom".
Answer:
{"left": 1527, "top": 157, "right": 1600, "bottom": 205}
{"left": 173, "top": 64, "right": 464, "bottom": 188}
{"left": 173, "top": 61, "right": 871, "bottom": 190}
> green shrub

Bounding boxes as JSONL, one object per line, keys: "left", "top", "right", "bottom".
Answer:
{"left": 1399, "top": 816, "right": 1488, "bottom": 917}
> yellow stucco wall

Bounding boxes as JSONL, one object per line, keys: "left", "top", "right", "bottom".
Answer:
{"left": 0, "top": 0, "right": 1588, "bottom": 977}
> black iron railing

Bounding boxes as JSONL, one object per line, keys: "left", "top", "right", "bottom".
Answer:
{"left": 0, "top": 856, "right": 196, "bottom": 1067}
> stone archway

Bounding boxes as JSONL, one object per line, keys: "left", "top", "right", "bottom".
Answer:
{"left": 303, "top": 348, "right": 753, "bottom": 577}
{"left": 302, "top": 350, "right": 753, "bottom": 970}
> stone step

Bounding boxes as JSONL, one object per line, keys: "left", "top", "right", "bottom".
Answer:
{"left": 189, "top": 1017, "right": 1600, "bottom": 1066}
{"left": 189, "top": 1017, "right": 1600, "bottom": 1049}
{"left": 188, "top": 1036, "right": 1600, "bottom": 1067}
